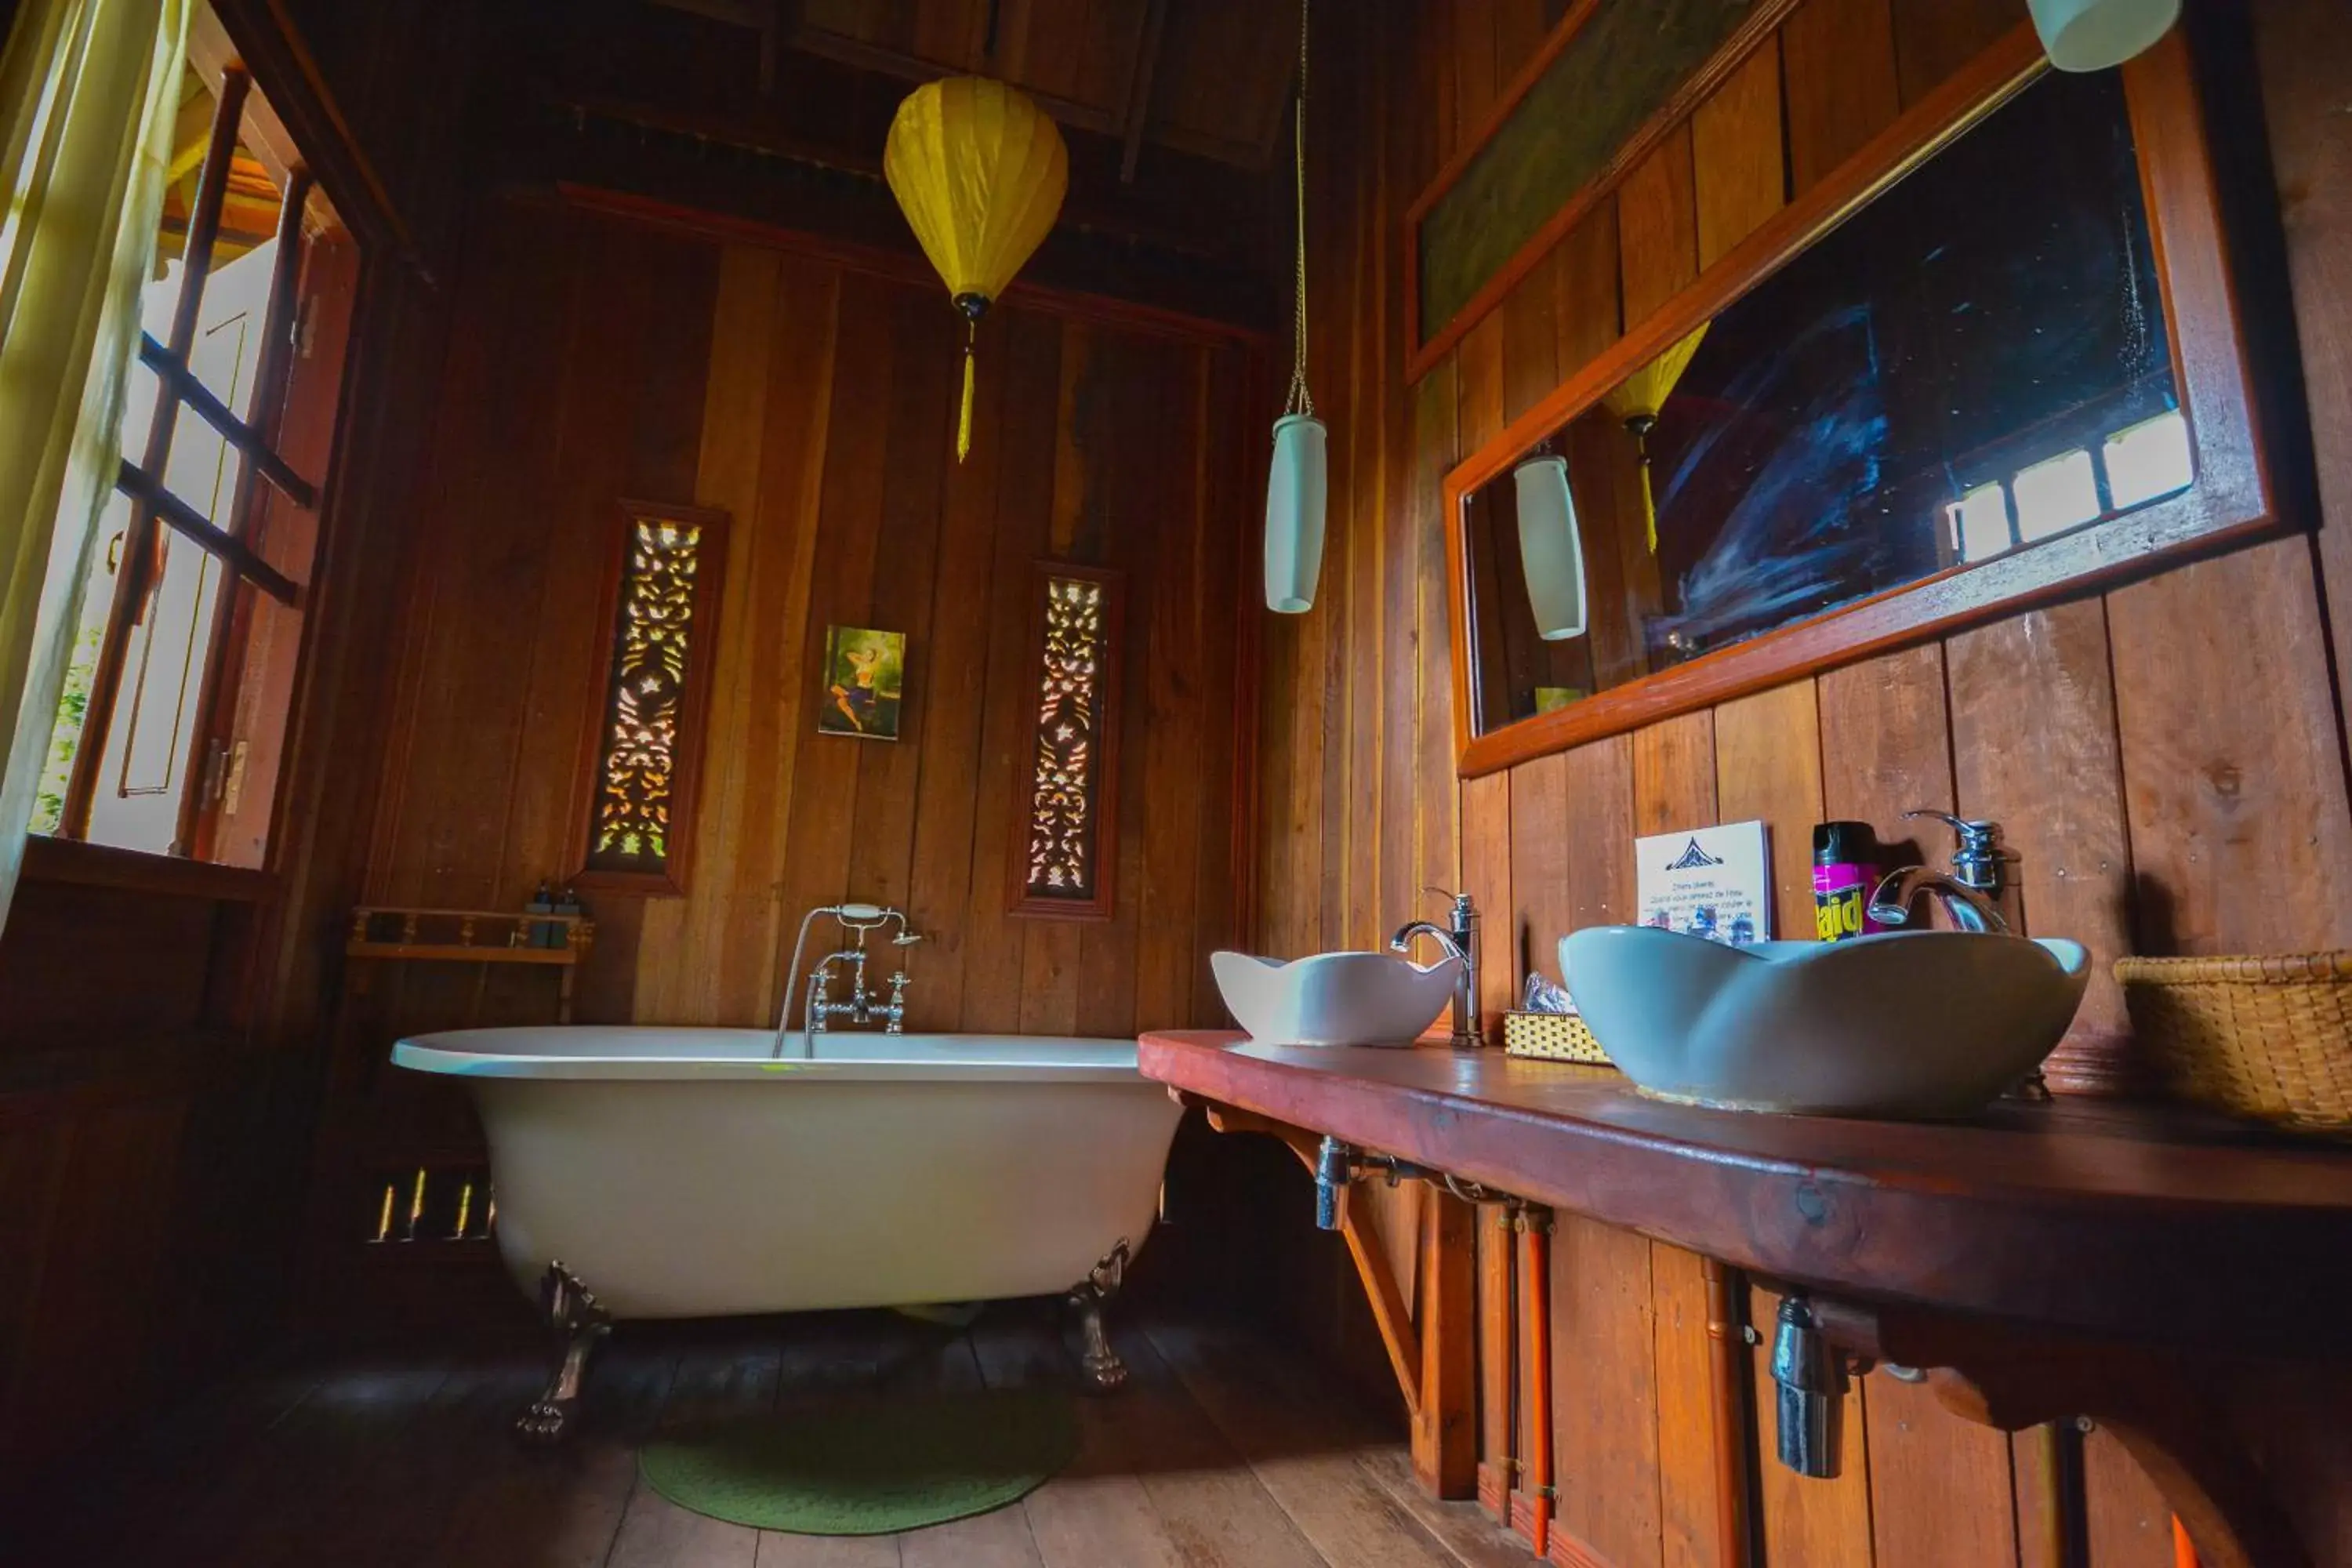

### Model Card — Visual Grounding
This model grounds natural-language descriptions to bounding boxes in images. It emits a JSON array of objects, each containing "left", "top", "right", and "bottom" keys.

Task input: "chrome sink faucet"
[
  {"left": 1867, "top": 811, "right": 2020, "bottom": 935},
  {"left": 1390, "top": 888, "right": 1482, "bottom": 1048}
]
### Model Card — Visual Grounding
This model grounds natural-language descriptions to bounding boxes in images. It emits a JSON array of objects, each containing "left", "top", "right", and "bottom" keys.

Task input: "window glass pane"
[
  {"left": 2013, "top": 450, "right": 2102, "bottom": 542},
  {"left": 2104, "top": 408, "right": 2194, "bottom": 511},
  {"left": 1946, "top": 482, "right": 2012, "bottom": 564}
]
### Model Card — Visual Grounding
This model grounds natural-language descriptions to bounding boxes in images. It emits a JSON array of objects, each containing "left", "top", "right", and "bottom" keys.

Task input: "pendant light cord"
[{"left": 1283, "top": 0, "right": 1314, "bottom": 419}]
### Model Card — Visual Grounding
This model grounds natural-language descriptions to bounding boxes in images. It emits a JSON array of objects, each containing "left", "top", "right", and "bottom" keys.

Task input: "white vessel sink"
[
  {"left": 1212, "top": 950, "right": 1461, "bottom": 1048},
  {"left": 1559, "top": 927, "right": 2091, "bottom": 1118}
]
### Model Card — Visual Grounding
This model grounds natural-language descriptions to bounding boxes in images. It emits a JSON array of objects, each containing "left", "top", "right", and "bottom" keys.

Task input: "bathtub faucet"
[{"left": 801, "top": 904, "right": 922, "bottom": 1038}]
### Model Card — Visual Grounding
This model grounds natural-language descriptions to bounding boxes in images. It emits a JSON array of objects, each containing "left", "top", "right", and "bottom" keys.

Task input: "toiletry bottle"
[
  {"left": 526, "top": 880, "right": 555, "bottom": 949},
  {"left": 553, "top": 885, "right": 584, "bottom": 950},
  {"left": 1813, "top": 822, "right": 1883, "bottom": 942}
]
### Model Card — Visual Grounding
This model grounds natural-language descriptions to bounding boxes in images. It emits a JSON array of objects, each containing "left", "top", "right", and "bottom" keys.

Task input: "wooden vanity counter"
[{"left": 1138, "top": 1030, "right": 2352, "bottom": 1352}]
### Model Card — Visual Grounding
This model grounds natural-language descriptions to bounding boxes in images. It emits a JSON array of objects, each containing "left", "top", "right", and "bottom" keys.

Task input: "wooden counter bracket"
[
  {"left": 1189, "top": 1097, "right": 1479, "bottom": 1499},
  {"left": 1806, "top": 1296, "right": 2307, "bottom": 1568}
]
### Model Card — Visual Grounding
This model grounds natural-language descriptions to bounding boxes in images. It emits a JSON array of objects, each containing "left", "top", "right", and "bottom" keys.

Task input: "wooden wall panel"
[
  {"left": 1549, "top": 1214, "right": 1661, "bottom": 1567},
  {"left": 1618, "top": 124, "right": 1700, "bottom": 328},
  {"left": 1815, "top": 645, "right": 1955, "bottom": 867},
  {"left": 363, "top": 196, "right": 1257, "bottom": 1055},
  {"left": 1254, "top": 5, "right": 2352, "bottom": 1566},
  {"left": 1690, "top": 38, "right": 1786, "bottom": 270},
  {"left": 1948, "top": 603, "right": 2139, "bottom": 1091},
  {"left": 1864, "top": 1372, "right": 2021, "bottom": 1568},
  {"left": 1779, "top": 0, "right": 1903, "bottom": 195},
  {"left": 2107, "top": 540, "right": 2352, "bottom": 956},
  {"left": 1649, "top": 1243, "right": 1729, "bottom": 1568},
  {"left": 1713, "top": 682, "right": 1826, "bottom": 943}
]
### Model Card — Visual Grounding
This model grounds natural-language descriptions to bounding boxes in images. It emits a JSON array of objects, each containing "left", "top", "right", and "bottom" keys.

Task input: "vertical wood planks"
[
  {"left": 902, "top": 285, "right": 1012, "bottom": 1031},
  {"left": 1713, "top": 683, "right": 1825, "bottom": 943},
  {"left": 1815, "top": 644, "right": 1955, "bottom": 866},
  {"left": 1650, "top": 1243, "right": 1729, "bottom": 1568},
  {"left": 2107, "top": 541, "right": 2352, "bottom": 956},
  {"left": 1887, "top": 0, "right": 2019, "bottom": 109},
  {"left": 1558, "top": 735, "right": 1636, "bottom": 935},
  {"left": 1779, "top": 0, "right": 1902, "bottom": 196},
  {"left": 1948, "top": 602, "right": 2138, "bottom": 1091},
  {"left": 2255, "top": 0, "right": 2352, "bottom": 796},
  {"left": 1632, "top": 710, "right": 1719, "bottom": 837},
  {"left": 1548, "top": 1214, "right": 1661, "bottom": 1566},
  {"left": 1864, "top": 1370, "right": 2022, "bottom": 1568},
  {"left": 1690, "top": 37, "right": 1786, "bottom": 270},
  {"left": 1616, "top": 122, "right": 1700, "bottom": 329},
  {"left": 1554, "top": 201, "right": 1622, "bottom": 383},
  {"left": 635, "top": 245, "right": 782, "bottom": 1026},
  {"left": 1507, "top": 753, "right": 1573, "bottom": 1004}
]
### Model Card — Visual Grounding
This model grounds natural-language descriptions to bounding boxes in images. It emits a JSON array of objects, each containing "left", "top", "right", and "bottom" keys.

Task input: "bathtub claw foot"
[
  {"left": 1068, "top": 1240, "right": 1131, "bottom": 1394},
  {"left": 516, "top": 1261, "right": 610, "bottom": 1444}
]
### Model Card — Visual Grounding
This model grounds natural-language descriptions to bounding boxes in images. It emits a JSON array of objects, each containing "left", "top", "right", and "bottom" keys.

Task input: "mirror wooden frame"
[{"left": 1443, "top": 22, "right": 2281, "bottom": 779}]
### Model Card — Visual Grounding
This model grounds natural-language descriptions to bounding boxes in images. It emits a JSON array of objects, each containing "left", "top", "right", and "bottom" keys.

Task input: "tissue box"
[{"left": 1501, "top": 1010, "right": 1611, "bottom": 1065}]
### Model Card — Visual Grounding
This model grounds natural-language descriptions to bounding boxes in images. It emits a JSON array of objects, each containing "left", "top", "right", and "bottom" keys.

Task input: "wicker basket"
[
  {"left": 2114, "top": 952, "right": 2352, "bottom": 1132},
  {"left": 1502, "top": 1010, "right": 1612, "bottom": 1065}
]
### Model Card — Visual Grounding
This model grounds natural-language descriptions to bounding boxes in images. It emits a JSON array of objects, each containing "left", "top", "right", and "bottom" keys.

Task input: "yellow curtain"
[{"left": 0, "top": 0, "right": 188, "bottom": 927}]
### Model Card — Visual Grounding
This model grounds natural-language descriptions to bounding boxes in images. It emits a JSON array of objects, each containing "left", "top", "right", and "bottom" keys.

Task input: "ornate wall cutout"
[
  {"left": 572, "top": 500, "right": 730, "bottom": 894},
  {"left": 1009, "top": 563, "right": 1123, "bottom": 920}
]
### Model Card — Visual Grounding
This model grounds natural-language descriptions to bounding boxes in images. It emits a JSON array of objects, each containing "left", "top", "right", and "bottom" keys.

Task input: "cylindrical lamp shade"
[
  {"left": 2025, "top": 0, "right": 2179, "bottom": 70},
  {"left": 1513, "top": 455, "right": 1588, "bottom": 641},
  {"left": 1265, "top": 413, "right": 1329, "bottom": 613}
]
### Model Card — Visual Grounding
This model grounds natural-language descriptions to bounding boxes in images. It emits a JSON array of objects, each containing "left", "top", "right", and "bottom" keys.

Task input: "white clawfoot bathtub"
[{"left": 391, "top": 1026, "right": 1181, "bottom": 1433}]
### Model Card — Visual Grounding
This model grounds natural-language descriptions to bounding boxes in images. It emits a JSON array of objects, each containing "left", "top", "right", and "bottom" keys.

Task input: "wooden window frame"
[
  {"left": 54, "top": 61, "right": 321, "bottom": 855},
  {"left": 565, "top": 499, "right": 731, "bottom": 898},
  {"left": 1443, "top": 24, "right": 2284, "bottom": 778},
  {"left": 1006, "top": 561, "right": 1125, "bottom": 922}
]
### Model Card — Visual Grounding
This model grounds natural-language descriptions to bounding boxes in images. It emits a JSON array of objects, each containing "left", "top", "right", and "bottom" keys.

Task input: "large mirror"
[{"left": 1446, "top": 34, "right": 2276, "bottom": 774}]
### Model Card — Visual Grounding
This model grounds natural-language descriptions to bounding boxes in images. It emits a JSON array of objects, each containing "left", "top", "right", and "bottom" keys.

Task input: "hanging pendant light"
[
  {"left": 1513, "top": 452, "right": 1588, "bottom": 641},
  {"left": 884, "top": 77, "right": 1069, "bottom": 462},
  {"left": 1265, "top": 0, "right": 1326, "bottom": 614},
  {"left": 1600, "top": 322, "right": 1709, "bottom": 554},
  {"left": 2026, "top": 0, "right": 2180, "bottom": 71}
]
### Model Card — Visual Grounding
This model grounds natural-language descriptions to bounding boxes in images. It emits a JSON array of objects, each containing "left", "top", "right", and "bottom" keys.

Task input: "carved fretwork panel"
[
  {"left": 1008, "top": 563, "right": 1123, "bottom": 920},
  {"left": 571, "top": 500, "right": 730, "bottom": 894}
]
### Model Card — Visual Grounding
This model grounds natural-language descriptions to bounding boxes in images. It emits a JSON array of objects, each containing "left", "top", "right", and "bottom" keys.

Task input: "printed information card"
[{"left": 1635, "top": 820, "right": 1772, "bottom": 946}]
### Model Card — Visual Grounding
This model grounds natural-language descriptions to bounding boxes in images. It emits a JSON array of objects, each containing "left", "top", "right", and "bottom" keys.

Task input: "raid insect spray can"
[{"left": 1812, "top": 821, "right": 1885, "bottom": 942}]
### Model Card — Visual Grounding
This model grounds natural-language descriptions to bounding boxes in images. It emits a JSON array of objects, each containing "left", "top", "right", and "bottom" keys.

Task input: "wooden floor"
[{"left": 16, "top": 1302, "right": 1531, "bottom": 1567}]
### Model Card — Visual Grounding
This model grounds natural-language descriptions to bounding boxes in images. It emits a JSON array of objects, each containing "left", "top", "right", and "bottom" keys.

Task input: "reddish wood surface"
[
  {"left": 1256, "top": 2, "right": 2352, "bottom": 1566},
  {"left": 1139, "top": 1033, "right": 2352, "bottom": 1348},
  {"left": 1446, "top": 24, "right": 2285, "bottom": 778},
  {"left": 1403, "top": 0, "right": 1802, "bottom": 380}
]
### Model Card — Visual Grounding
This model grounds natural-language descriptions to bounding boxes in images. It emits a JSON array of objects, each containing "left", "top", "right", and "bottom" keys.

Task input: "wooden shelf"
[
  {"left": 343, "top": 905, "right": 594, "bottom": 967},
  {"left": 343, "top": 942, "right": 583, "bottom": 965},
  {"left": 1138, "top": 1030, "right": 2352, "bottom": 1352}
]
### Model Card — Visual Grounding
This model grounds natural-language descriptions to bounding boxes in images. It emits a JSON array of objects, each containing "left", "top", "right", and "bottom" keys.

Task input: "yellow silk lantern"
[
  {"left": 883, "top": 77, "right": 1069, "bottom": 461},
  {"left": 1601, "top": 322, "right": 1709, "bottom": 553}
]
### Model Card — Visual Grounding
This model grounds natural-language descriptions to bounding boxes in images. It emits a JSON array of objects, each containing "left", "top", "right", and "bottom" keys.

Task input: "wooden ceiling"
[
  {"left": 491, "top": 0, "right": 1295, "bottom": 326},
  {"left": 650, "top": 0, "right": 1303, "bottom": 176}
]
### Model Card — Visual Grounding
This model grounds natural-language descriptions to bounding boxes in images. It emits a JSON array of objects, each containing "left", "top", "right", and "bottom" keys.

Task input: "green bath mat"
[{"left": 638, "top": 1388, "right": 1078, "bottom": 1535}]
